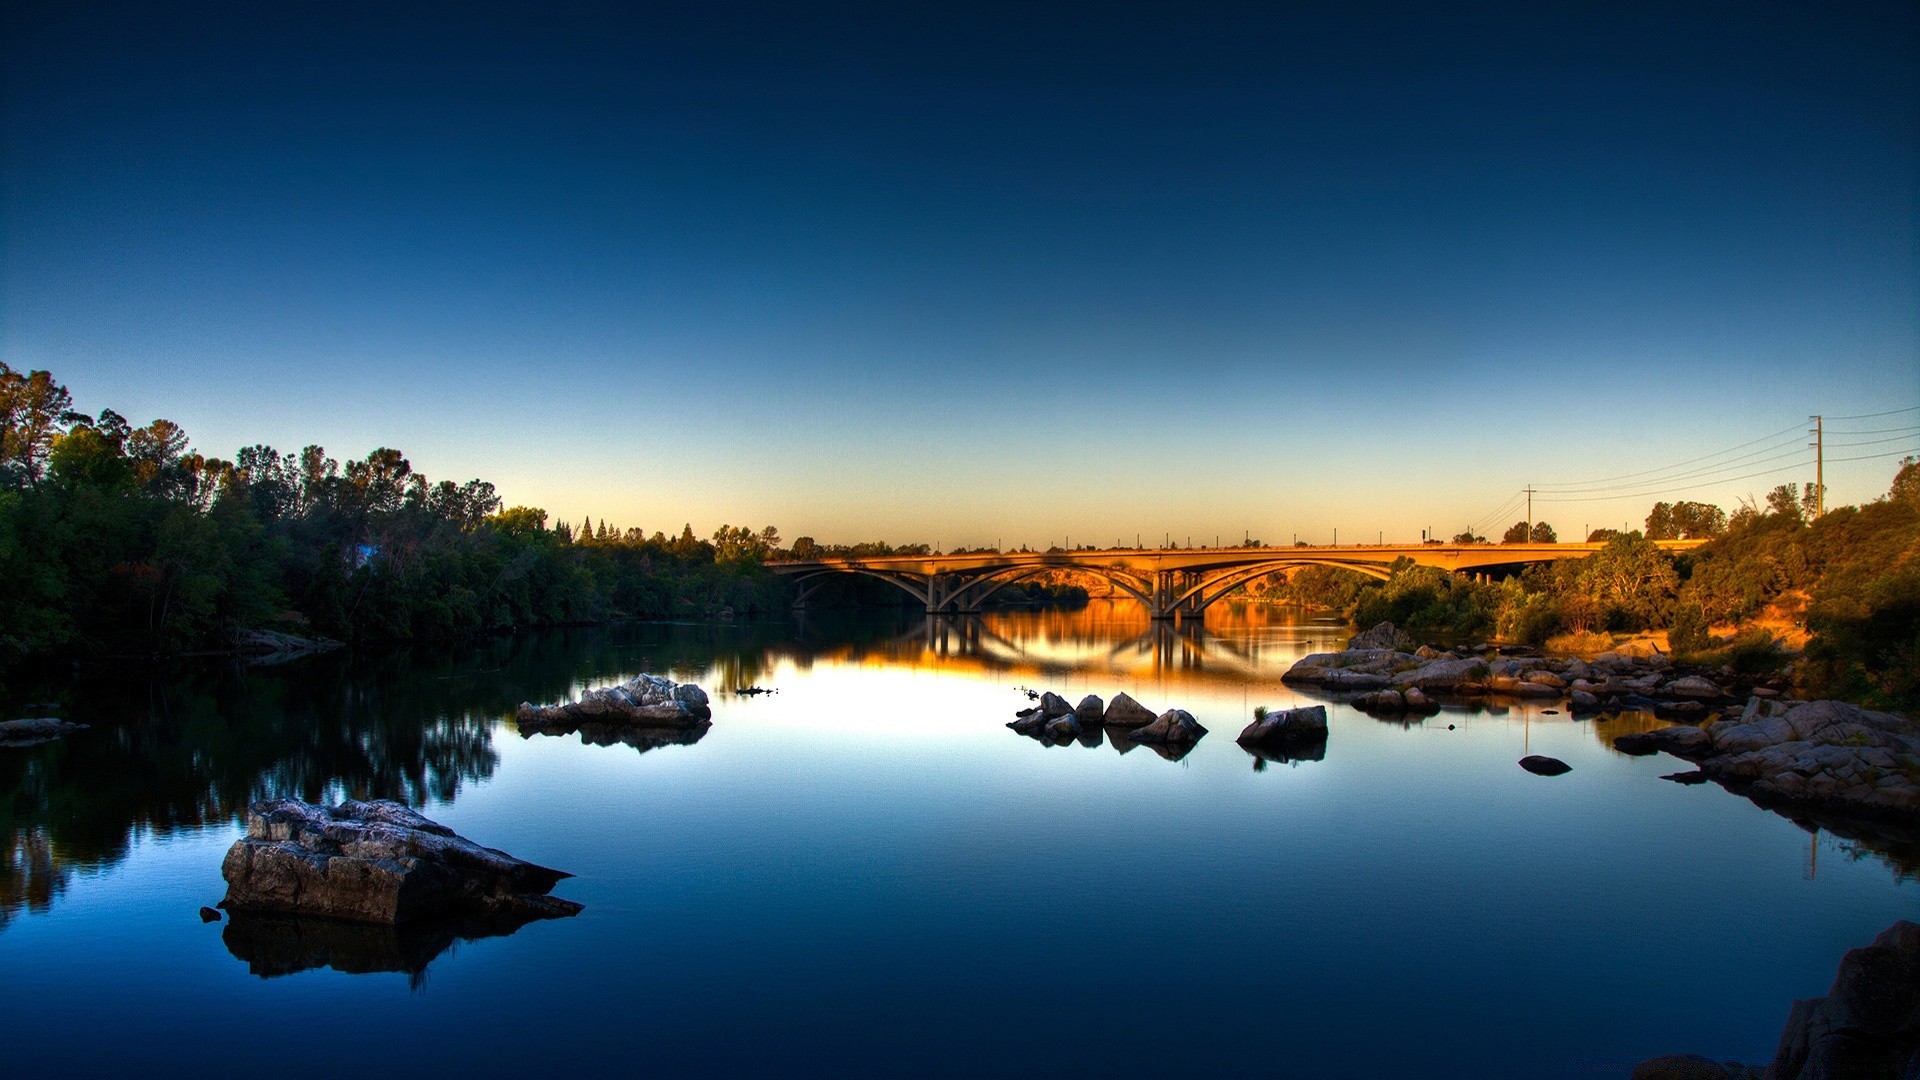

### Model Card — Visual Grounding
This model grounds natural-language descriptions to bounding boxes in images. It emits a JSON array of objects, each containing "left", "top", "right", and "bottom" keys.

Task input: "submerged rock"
[
  {"left": 1519, "top": 755, "right": 1571, "bottom": 776},
  {"left": 220, "top": 798, "right": 582, "bottom": 925},
  {"left": 0, "top": 717, "right": 87, "bottom": 747}
]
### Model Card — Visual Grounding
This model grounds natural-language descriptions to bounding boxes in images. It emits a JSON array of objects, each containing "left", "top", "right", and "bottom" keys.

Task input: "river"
[{"left": 1, "top": 602, "right": 1911, "bottom": 1077}]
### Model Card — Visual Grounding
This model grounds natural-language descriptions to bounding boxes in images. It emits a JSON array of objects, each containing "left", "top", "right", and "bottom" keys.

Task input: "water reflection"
[
  {"left": 222, "top": 909, "right": 555, "bottom": 987},
  {"left": 4, "top": 600, "right": 1915, "bottom": 937}
]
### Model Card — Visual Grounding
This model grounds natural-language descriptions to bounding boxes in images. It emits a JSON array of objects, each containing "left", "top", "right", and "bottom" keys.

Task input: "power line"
[
  {"left": 1535, "top": 442, "right": 1813, "bottom": 495},
  {"left": 1827, "top": 446, "right": 1920, "bottom": 464},
  {"left": 1824, "top": 423, "right": 1920, "bottom": 436},
  {"left": 1532, "top": 422, "right": 1805, "bottom": 491},
  {"left": 1827, "top": 404, "right": 1920, "bottom": 421},
  {"left": 1533, "top": 458, "right": 1814, "bottom": 503},
  {"left": 1825, "top": 432, "right": 1920, "bottom": 449}
]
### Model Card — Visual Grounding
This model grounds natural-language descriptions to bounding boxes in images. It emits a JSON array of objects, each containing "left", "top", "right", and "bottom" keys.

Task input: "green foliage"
[
  {"left": 0, "top": 367, "right": 792, "bottom": 672},
  {"left": 1667, "top": 601, "right": 1710, "bottom": 655},
  {"left": 1645, "top": 500, "right": 1727, "bottom": 540}
]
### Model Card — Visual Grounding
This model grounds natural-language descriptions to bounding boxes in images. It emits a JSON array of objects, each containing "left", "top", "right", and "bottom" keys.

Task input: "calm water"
[{"left": 3, "top": 603, "right": 1913, "bottom": 1077}]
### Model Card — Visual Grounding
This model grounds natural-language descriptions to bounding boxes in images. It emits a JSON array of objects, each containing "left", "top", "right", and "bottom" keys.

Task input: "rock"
[
  {"left": 1346, "top": 621, "right": 1415, "bottom": 651},
  {"left": 1129, "top": 709, "right": 1207, "bottom": 745},
  {"left": 1007, "top": 712, "right": 1049, "bottom": 736},
  {"left": 1523, "top": 670, "right": 1568, "bottom": 689},
  {"left": 231, "top": 628, "right": 344, "bottom": 660},
  {"left": 1661, "top": 771, "right": 1709, "bottom": 785},
  {"left": 200, "top": 906, "right": 223, "bottom": 923},
  {"left": 220, "top": 798, "right": 582, "bottom": 925},
  {"left": 1613, "top": 726, "right": 1711, "bottom": 758},
  {"left": 1351, "top": 690, "right": 1406, "bottom": 713},
  {"left": 1038, "top": 692, "right": 1075, "bottom": 718},
  {"left": 1569, "top": 689, "right": 1602, "bottom": 714},
  {"left": 517, "top": 673, "right": 712, "bottom": 732},
  {"left": 1488, "top": 676, "right": 1561, "bottom": 698},
  {"left": 1519, "top": 755, "right": 1571, "bottom": 776},
  {"left": 1391, "top": 657, "right": 1490, "bottom": 692},
  {"left": 0, "top": 717, "right": 88, "bottom": 747},
  {"left": 1401, "top": 687, "right": 1439, "bottom": 713},
  {"left": 1665, "top": 675, "right": 1724, "bottom": 699},
  {"left": 1043, "top": 713, "right": 1082, "bottom": 741},
  {"left": 1630, "top": 1054, "right": 1756, "bottom": 1079},
  {"left": 1414, "top": 645, "right": 1443, "bottom": 659},
  {"left": 1238, "top": 705, "right": 1329, "bottom": 747},
  {"left": 1103, "top": 692, "right": 1157, "bottom": 727},
  {"left": 1075, "top": 694, "right": 1105, "bottom": 722}
]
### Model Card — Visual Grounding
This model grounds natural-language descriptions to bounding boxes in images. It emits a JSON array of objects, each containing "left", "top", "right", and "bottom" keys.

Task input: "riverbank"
[{"left": 1281, "top": 622, "right": 1920, "bottom": 850}]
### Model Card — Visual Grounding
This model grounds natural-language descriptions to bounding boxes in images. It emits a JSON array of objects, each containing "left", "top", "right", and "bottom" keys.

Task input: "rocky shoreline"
[{"left": 1281, "top": 623, "right": 1920, "bottom": 832}]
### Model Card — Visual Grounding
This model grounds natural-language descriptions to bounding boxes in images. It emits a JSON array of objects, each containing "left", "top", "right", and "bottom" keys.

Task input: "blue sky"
[{"left": 4, "top": 2, "right": 1915, "bottom": 546}]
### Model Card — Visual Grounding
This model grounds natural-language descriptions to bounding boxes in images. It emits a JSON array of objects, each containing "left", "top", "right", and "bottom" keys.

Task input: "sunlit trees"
[
  {"left": 0, "top": 362, "right": 81, "bottom": 488},
  {"left": 1501, "top": 521, "right": 1556, "bottom": 543},
  {"left": 1645, "top": 500, "right": 1727, "bottom": 540}
]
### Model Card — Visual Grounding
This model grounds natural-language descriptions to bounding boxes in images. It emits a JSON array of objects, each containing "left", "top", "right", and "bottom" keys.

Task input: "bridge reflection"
[{"left": 815, "top": 602, "right": 1346, "bottom": 686}]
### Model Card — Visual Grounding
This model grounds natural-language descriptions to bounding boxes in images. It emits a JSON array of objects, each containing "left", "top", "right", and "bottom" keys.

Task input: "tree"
[
  {"left": 1649, "top": 500, "right": 1726, "bottom": 539},
  {"left": 1765, "top": 483, "right": 1803, "bottom": 522},
  {"left": 1890, "top": 456, "right": 1918, "bottom": 508},
  {"left": 1450, "top": 530, "right": 1487, "bottom": 544},
  {"left": 0, "top": 363, "right": 79, "bottom": 487},
  {"left": 1530, "top": 522, "right": 1556, "bottom": 543},
  {"left": 1502, "top": 521, "right": 1530, "bottom": 543}
]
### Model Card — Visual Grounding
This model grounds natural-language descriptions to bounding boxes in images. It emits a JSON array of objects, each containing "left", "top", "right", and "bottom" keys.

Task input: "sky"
[{"left": 3, "top": 1, "right": 1916, "bottom": 548}]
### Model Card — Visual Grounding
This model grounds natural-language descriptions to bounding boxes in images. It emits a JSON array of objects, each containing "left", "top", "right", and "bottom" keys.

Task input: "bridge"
[{"left": 767, "top": 541, "right": 1707, "bottom": 620}]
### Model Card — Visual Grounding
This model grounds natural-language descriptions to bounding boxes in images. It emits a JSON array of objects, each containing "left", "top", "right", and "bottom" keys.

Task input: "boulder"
[
  {"left": 1390, "top": 657, "right": 1490, "bottom": 692},
  {"left": 1346, "top": 621, "right": 1416, "bottom": 651},
  {"left": 1129, "top": 709, "right": 1207, "bottom": 745},
  {"left": 1038, "top": 692, "right": 1075, "bottom": 718},
  {"left": 1519, "top": 755, "right": 1571, "bottom": 776},
  {"left": 1238, "top": 705, "right": 1329, "bottom": 747},
  {"left": 200, "top": 906, "right": 223, "bottom": 923},
  {"left": 0, "top": 717, "right": 88, "bottom": 747},
  {"left": 1613, "top": 726, "right": 1711, "bottom": 758},
  {"left": 1007, "top": 712, "right": 1049, "bottom": 736},
  {"left": 1646, "top": 920, "right": 1920, "bottom": 1080},
  {"left": 517, "top": 673, "right": 712, "bottom": 732},
  {"left": 1103, "top": 692, "right": 1157, "bottom": 727},
  {"left": 1767, "top": 921, "right": 1920, "bottom": 1078},
  {"left": 1351, "top": 690, "right": 1406, "bottom": 713},
  {"left": 1043, "top": 713, "right": 1083, "bottom": 741},
  {"left": 1075, "top": 694, "right": 1105, "bottom": 722},
  {"left": 221, "top": 798, "right": 581, "bottom": 925},
  {"left": 1665, "top": 675, "right": 1724, "bottom": 699},
  {"left": 1569, "top": 690, "right": 1602, "bottom": 714},
  {"left": 1629, "top": 1054, "right": 1756, "bottom": 1079},
  {"left": 1401, "top": 687, "right": 1439, "bottom": 713}
]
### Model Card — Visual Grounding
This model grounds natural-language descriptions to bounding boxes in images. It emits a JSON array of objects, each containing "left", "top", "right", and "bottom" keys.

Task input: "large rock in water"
[
  {"left": 0, "top": 717, "right": 88, "bottom": 747},
  {"left": 1103, "top": 692, "right": 1157, "bottom": 727},
  {"left": 1346, "top": 621, "right": 1416, "bottom": 651},
  {"left": 1238, "top": 705, "right": 1329, "bottom": 747},
  {"left": 221, "top": 798, "right": 582, "bottom": 925},
  {"left": 1637, "top": 920, "right": 1920, "bottom": 1079},
  {"left": 517, "top": 673, "right": 711, "bottom": 731},
  {"left": 1128, "top": 709, "right": 1207, "bottom": 745}
]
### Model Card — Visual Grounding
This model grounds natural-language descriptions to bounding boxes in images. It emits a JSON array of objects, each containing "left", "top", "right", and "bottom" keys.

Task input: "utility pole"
[
  {"left": 1524, "top": 486, "right": 1535, "bottom": 540},
  {"left": 1809, "top": 415, "right": 1824, "bottom": 518}
]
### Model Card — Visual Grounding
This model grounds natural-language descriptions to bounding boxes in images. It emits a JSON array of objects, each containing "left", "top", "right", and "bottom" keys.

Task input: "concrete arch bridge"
[{"left": 767, "top": 541, "right": 1704, "bottom": 621}]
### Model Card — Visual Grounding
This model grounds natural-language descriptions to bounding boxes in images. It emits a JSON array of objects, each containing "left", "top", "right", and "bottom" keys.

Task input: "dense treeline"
[
  {"left": 1271, "top": 466, "right": 1920, "bottom": 710},
  {"left": 0, "top": 363, "right": 802, "bottom": 670}
]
